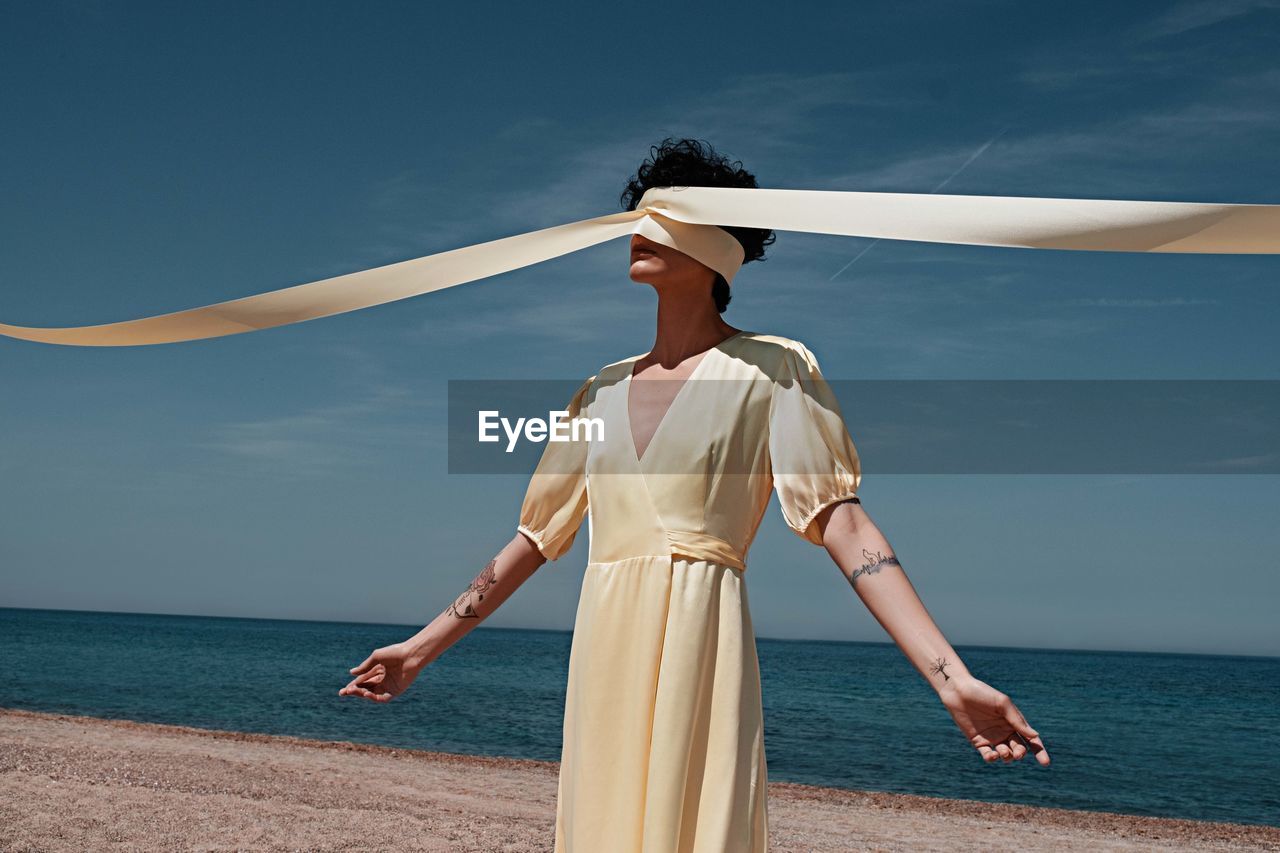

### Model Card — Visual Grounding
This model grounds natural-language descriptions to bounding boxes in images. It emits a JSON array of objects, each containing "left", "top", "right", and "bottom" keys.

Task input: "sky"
[{"left": 2, "top": 0, "right": 1279, "bottom": 656}]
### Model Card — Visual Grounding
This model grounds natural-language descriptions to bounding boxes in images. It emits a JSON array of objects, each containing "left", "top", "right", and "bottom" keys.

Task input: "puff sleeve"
[
  {"left": 767, "top": 343, "right": 862, "bottom": 546},
  {"left": 516, "top": 374, "right": 595, "bottom": 561}
]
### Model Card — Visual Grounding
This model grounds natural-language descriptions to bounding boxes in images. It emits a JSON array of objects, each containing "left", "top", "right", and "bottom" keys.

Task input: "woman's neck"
[{"left": 647, "top": 288, "right": 739, "bottom": 367}]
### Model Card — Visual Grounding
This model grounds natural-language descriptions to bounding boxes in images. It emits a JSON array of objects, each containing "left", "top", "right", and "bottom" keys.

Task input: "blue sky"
[{"left": 2, "top": 0, "right": 1279, "bottom": 656}]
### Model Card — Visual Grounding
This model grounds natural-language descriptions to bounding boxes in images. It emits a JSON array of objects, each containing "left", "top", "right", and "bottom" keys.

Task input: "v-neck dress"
[{"left": 517, "top": 331, "right": 862, "bottom": 853}]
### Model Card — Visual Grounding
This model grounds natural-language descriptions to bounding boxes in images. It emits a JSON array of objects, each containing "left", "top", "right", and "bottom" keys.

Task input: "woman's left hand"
[{"left": 938, "top": 675, "right": 1050, "bottom": 765}]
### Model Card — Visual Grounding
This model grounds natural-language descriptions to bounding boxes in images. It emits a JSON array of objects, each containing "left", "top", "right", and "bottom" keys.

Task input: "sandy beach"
[{"left": 2, "top": 708, "right": 1276, "bottom": 852}]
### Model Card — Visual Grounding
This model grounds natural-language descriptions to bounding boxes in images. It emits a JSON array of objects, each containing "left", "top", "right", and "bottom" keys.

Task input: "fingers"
[
  {"left": 339, "top": 670, "right": 378, "bottom": 691},
  {"left": 1003, "top": 701, "right": 1039, "bottom": 741},
  {"left": 975, "top": 732, "right": 1049, "bottom": 765},
  {"left": 975, "top": 737, "right": 1022, "bottom": 763},
  {"left": 337, "top": 675, "right": 394, "bottom": 702},
  {"left": 358, "top": 669, "right": 386, "bottom": 687},
  {"left": 337, "top": 665, "right": 395, "bottom": 703},
  {"left": 973, "top": 726, "right": 1047, "bottom": 766},
  {"left": 1021, "top": 733, "right": 1051, "bottom": 766},
  {"left": 337, "top": 683, "right": 393, "bottom": 702},
  {"left": 1004, "top": 701, "right": 1051, "bottom": 766},
  {"left": 349, "top": 651, "right": 380, "bottom": 676}
]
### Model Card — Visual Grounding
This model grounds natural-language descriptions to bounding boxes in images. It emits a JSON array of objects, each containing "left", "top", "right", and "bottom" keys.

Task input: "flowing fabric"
[{"left": 2, "top": 186, "right": 1277, "bottom": 346}]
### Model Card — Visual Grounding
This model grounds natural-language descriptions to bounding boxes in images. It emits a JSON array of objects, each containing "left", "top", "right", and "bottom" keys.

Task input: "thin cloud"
[
  {"left": 1187, "top": 451, "right": 1280, "bottom": 471},
  {"left": 355, "top": 67, "right": 924, "bottom": 264},
  {"left": 1059, "top": 297, "right": 1220, "bottom": 307},
  {"left": 834, "top": 69, "right": 1280, "bottom": 198},
  {"left": 829, "top": 126, "right": 1011, "bottom": 280},
  {"left": 200, "top": 384, "right": 436, "bottom": 470},
  {"left": 1137, "top": 0, "right": 1280, "bottom": 40}
]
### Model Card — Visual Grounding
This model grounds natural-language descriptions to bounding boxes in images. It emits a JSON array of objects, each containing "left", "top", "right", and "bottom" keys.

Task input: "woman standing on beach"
[{"left": 340, "top": 137, "right": 1050, "bottom": 852}]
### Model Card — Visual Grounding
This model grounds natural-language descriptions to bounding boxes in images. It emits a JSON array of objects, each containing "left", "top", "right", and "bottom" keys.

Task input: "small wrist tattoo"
[
  {"left": 929, "top": 657, "right": 952, "bottom": 681},
  {"left": 848, "top": 547, "right": 900, "bottom": 587},
  {"left": 447, "top": 557, "right": 498, "bottom": 620}
]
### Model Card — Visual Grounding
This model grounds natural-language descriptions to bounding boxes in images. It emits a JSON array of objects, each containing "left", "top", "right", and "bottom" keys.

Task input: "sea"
[{"left": 2, "top": 607, "right": 1277, "bottom": 828}]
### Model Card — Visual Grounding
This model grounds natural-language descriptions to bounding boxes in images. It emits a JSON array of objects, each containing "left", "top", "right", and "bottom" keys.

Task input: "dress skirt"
[{"left": 553, "top": 555, "right": 769, "bottom": 853}]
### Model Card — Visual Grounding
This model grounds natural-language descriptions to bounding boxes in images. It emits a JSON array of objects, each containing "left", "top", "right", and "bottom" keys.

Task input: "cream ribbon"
[{"left": 2, "top": 185, "right": 1277, "bottom": 347}]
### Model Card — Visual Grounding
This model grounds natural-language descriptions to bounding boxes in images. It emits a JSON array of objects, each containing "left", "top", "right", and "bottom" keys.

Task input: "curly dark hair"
[{"left": 620, "top": 137, "right": 775, "bottom": 313}]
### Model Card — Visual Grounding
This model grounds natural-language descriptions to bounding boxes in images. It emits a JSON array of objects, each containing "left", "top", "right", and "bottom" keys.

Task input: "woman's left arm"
[{"left": 815, "top": 498, "right": 1050, "bottom": 766}]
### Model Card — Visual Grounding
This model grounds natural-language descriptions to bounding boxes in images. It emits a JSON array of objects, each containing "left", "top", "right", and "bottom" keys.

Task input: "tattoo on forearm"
[
  {"left": 847, "top": 547, "right": 900, "bottom": 587},
  {"left": 929, "top": 657, "right": 952, "bottom": 681},
  {"left": 447, "top": 558, "right": 498, "bottom": 620}
]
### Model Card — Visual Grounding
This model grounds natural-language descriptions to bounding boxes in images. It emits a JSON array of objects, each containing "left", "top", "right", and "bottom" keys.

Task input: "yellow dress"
[{"left": 517, "top": 331, "right": 862, "bottom": 853}]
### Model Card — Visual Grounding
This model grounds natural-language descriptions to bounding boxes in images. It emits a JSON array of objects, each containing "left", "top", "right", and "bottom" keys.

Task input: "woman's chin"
[{"left": 629, "top": 262, "right": 661, "bottom": 283}]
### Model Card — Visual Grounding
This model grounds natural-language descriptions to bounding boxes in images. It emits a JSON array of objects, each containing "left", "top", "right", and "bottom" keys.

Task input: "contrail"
[
  {"left": 932, "top": 126, "right": 1009, "bottom": 192},
  {"left": 829, "top": 125, "right": 1012, "bottom": 281}
]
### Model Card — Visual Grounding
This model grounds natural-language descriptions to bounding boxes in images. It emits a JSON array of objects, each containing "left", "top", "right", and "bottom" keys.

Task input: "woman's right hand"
[{"left": 338, "top": 642, "right": 422, "bottom": 703}]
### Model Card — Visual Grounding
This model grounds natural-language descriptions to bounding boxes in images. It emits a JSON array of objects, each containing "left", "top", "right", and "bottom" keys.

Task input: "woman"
[{"left": 340, "top": 137, "right": 1049, "bottom": 851}]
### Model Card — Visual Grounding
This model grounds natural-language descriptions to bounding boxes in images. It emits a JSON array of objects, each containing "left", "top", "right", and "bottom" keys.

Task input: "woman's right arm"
[
  {"left": 341, "top": 374, "right": 594, "bottom": 702},
  {"left": 338, "top": 531, "right": 547, "bottom": 702}
]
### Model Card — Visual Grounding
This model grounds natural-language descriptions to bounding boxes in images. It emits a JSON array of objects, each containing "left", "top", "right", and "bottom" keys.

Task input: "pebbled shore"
[{"left": 2, "top": 708, "right": 1277, "bottom": 852}]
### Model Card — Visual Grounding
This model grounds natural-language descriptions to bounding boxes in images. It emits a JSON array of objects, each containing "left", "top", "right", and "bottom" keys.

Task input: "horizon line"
[{"left": 3, "top": 605, "right": 1275, "bottom": 662}]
